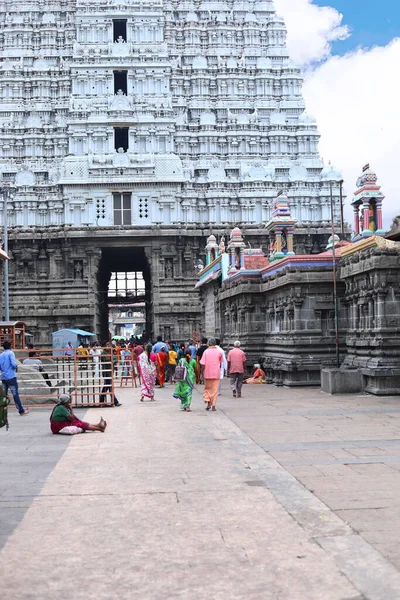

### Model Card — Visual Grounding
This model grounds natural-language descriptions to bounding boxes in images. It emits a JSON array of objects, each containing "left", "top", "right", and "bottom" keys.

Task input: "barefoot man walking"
[{"left": 200, "top": 338, "right": 223, "bottom": 412}]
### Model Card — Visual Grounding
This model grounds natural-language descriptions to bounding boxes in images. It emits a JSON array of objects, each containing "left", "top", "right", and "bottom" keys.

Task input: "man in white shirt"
[{"left": 215, "top": 338, "right": 227, "bottom": 396}]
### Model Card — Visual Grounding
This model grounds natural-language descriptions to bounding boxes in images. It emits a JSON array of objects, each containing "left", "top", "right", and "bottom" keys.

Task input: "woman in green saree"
[{"left": 173, "top": 350, "right": 196, "bottom": 412}]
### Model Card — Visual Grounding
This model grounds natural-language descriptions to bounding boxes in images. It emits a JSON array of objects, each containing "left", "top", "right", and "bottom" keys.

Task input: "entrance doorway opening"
[{"left": 97, "top": 247, "right": 152, "bottom": 342}]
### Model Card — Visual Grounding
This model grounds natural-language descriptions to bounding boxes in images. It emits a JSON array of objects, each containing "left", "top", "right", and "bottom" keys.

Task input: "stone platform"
[{"left": 1, "top": 383, "right": 400, "bottom": 599}]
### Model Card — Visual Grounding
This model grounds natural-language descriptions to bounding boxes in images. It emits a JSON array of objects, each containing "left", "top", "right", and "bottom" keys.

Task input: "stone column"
[
  {"left": 240, "top": 250, "right": 245, "bottom": 269},
  {"left": 375, "top": 199, "right": 384, "bottom": 233},
  {"left": 368, "top": 298, "right": 374, "bottom": 329},
  {"left": 294, "top": 300, "right": 302, "bottom": 331},
  {"left": 362, "top": 201, "right": 372, "bottom": 236},
  {"left": 230, "top": 249, "right": 235, "bottom": 269},
  {"left": 287, "top": 229, "right": 295, "bottom": 254},
  {"left": 353, "top": 207, "right": 360, "bottom": 235},
  {"left": 275, "top": 230, "right": 282, "bottom": 253},
  {"left": 376, "top": 291, "right": 387, "bottom": 329}
]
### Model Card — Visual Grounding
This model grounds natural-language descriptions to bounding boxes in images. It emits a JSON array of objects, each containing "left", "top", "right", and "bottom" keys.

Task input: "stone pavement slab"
[
  {"left": 0, "top": 383, "right": 399, "bottom": 598},
  {"left": 218, "top": 383, "right": 400, "bottom": 573}
]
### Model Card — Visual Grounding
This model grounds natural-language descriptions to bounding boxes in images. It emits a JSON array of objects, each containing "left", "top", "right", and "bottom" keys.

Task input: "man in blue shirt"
[
  {"left": 152, "top": 335, "right": 166, "bottom": 354},
  {"left": 0, "top": 341, "right": 29, "bottom": 416},
  {"left": 188, "top": 340, "right": 197, "bottom": 360}
]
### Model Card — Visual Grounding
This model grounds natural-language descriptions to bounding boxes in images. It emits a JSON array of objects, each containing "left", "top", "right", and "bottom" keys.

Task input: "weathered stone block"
[{"left": 321, "top": 368, "right": 363, "bottom": 395}]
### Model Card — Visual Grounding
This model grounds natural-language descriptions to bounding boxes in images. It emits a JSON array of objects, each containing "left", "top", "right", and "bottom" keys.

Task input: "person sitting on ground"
[
  {"left": 244, "top": 364, "right": 266, "bottom": 384},
  {"left": 22, "top": 351, "right": 68, "bottom": 390},
  {"left": 50, "top": 394, "right": 106, "bottom": 435}
]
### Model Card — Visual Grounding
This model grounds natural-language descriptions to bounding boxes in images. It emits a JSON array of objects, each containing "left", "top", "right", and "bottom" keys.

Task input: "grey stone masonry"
[
  {"left": 216, "top": 264, "right": 346, "bottom": 386},
  {"left": 340, "top": 246, "right": 400, "bottom": 395}
]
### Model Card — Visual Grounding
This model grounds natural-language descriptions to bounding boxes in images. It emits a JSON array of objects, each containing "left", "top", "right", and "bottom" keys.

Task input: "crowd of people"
[
  {"left": 133, "top": 336, "right": 265, "bottom": 412},
  {"left": 0, "top": 335, "right": 267, "bottom": 436}
]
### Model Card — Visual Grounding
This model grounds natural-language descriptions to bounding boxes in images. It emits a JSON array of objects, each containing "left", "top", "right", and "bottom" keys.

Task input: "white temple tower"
[
  {"left": 0, "top": 0, "right": 342, "bottom": 229},
  {"left": 0, "top": 0, "right": 343, "bottom": 342}
]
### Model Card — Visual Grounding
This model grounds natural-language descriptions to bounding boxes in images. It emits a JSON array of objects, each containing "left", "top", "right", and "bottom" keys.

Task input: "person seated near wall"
[
  {"left": 23, "top": 346, "right": 67, "bottom": 391},
  {"left": 50, "top": 394, "right": 107, "bottom": 435},
  {"left": 244, "top": 364, "right": 266, "bottom": 384}
]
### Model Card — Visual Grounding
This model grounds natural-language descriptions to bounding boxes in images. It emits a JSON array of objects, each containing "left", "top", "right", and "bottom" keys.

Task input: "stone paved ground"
[
  {"left": 218, "top": 385, "right": 400, "bottom": 575},
  {"left": 1, "top": 381, "right": 400, "bottom": 599}
]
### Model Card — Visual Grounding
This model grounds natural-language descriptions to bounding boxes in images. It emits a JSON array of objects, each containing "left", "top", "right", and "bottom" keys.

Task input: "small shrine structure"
[
  {"left": 352, "top": 164, "right": 386, "bottom": 239},
  {"left": 227, "top": 227, "right": 246, "bottom": 271},
  {"left": 265, "top": 194, "right": 297, "bottom": 262},
  {"left": 205, "top": 234, "right": 219, "bottom": 265}
]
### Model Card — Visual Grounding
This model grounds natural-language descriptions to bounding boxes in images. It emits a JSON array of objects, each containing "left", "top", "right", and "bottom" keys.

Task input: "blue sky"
[{"left": 314, "top": 0, "right": 400, "bottom": 53}]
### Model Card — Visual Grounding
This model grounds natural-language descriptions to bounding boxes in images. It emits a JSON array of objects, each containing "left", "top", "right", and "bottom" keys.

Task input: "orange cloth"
[
  {"left": 246, "top": 369, "right": 265, "bottom": 384},
  {"left": 203, "top": 379, "right": 220, "bottom": 407},
  {"left": 157, "top": 352, "right": 168, "bottom": 387}
]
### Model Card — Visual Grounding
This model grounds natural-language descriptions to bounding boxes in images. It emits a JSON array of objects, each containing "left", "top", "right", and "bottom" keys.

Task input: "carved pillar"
[
  {"left": 294, "top": 300, "right": 302, "bottom": 331},
  {"left": 375, "top": 200, "right": 383, "bottom": 232},
  {"left": 353, "top": 207, "right": 360, "bottom": 235},
  {"left": 275, "top": 229, "right": 282, "bottom": 253},
  {"left": 368, "top": 298, "right": 374, "bottom": 329},
  {"left": 362, "top": 201, "right": 370, "bottom": 234},
  {"left": 376, "top": 290, "right": 387, "bottom": 329},
  {"left": 287, "top": 229, "right": 295, "bottom": 254},
  {"left": 240, "top": 249, "right": 245, "bottom": 269}
]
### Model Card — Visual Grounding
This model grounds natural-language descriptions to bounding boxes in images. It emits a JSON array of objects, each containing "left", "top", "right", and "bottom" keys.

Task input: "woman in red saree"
[
  {"left": 50, "top": 394, "right": 106, "bottom": 434},
  {"left": 157, "top": 347, "right": 169, "bottom": 388}
]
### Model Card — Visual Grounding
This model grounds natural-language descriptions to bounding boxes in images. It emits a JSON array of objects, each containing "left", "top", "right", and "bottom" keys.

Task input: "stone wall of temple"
[
  {"left": 199, "top": 237, "right": 400, "bottom": 395},
  {"left": 214, "top": 266, "right": 346, "bottom": 386},
  {"left": 8, "top": 228, "right": 205, "bottom": 345},
  {"left": 340, "top": 245, "right": 400, "bottom": 395}
]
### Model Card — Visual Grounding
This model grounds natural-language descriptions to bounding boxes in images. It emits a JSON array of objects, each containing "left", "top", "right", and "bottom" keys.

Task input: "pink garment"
[
  {"left": 200, "top": 347, "right": 223, "bottom": 379},
  {"left": 227, "top": 348, "right": 247, "bottom": 373}
]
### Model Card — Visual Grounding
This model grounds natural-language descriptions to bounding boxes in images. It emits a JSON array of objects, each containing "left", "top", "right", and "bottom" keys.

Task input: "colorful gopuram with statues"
[
  {"left": 197, "top": 165, "right": 400, "bottom": 396},
  {"left": 352, "top": 164, "right": 386, "bottom": 239}
]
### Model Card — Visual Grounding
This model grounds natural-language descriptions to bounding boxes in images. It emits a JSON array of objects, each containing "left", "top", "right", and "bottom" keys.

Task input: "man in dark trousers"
[{"left": 0, "top": 341, "right": 29, "bottom": 415}]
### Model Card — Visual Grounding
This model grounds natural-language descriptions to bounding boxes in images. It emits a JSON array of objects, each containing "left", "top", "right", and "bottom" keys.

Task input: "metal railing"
[
  {"left": 3, "top": 348, "right": 117, "bottom": 408},
  {"left": 113, "top": 350, "right": 141, "bottom": 389}
]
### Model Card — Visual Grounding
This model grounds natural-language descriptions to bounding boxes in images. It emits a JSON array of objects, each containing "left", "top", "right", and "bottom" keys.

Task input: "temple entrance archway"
[{"left": 97, "top": 247, "right": 152, "bottom": 342}]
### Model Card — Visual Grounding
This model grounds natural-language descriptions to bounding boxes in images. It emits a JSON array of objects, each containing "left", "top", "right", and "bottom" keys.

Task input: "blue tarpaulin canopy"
[
  {"left": 51, "top": 328, "right": 97, "bottom": 356},
  {"left": 52, "top": 328, "right": 96, "bottom": 337}
]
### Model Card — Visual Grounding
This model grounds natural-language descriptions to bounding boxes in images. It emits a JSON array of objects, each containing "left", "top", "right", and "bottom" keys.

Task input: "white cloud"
[
  {"left": 275, "top": 0, "right": 400, "bottom": 228},
  {"left": 274, "top": 0, "right": 349, "bottom": 65}
]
